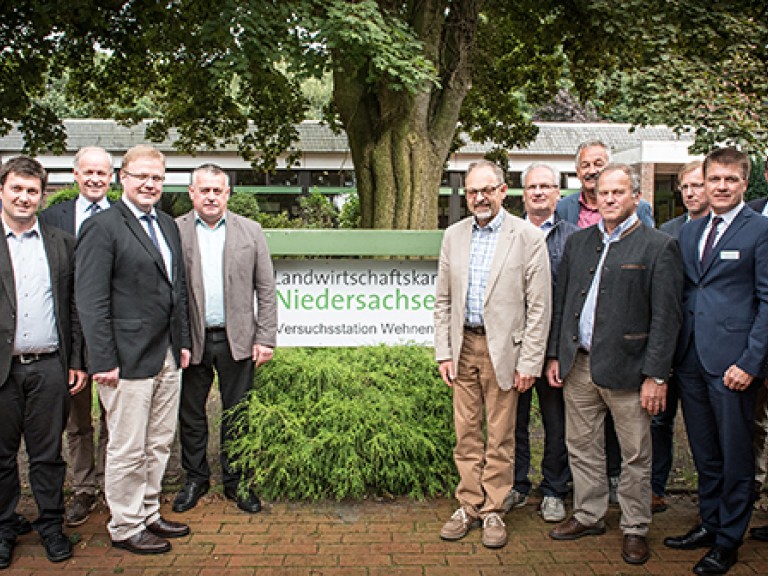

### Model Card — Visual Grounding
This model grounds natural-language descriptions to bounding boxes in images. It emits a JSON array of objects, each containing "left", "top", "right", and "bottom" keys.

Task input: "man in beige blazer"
[
  {"left": 173, "top": 164, "right": 277, "bottom": 514},
  {"left": 434, "top": 160, "right": 551, "bottom": 549}
]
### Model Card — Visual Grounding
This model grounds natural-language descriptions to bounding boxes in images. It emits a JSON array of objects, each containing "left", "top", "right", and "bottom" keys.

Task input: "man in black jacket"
[{"left": 546, "top": 164, "right": 683, "bottom": 566}]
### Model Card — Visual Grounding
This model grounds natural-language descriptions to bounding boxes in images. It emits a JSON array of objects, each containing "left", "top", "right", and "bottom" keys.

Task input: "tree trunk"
[{"left": 332, "top": 0, "right": 480, "bottom": 230}]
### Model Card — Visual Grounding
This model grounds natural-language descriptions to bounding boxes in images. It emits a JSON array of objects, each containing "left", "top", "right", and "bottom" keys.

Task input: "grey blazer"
[{"left": 176, "top": 210, "right": 277, "bottom": 364}]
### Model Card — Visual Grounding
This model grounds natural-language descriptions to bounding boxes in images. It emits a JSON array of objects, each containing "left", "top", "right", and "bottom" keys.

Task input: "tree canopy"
[{"left": 2, "top": 1, "right": 767, "bottom": 228}]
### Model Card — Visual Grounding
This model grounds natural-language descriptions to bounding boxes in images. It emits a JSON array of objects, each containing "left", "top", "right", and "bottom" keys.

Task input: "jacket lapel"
[
  {"left": 484, "top": 212, "right": 515, "bottom": 303},
  {"left": 116, "top": 201, "right": 170, "bottom": 283},
  {"left": 179, "top": 213, "right": 204, "bottom": 315},
  {"left": 701, "top": 207, "right": 750, "bottom": 276},
  {"left": 0, "top": 233, "right": 15, "bottom": 311}
]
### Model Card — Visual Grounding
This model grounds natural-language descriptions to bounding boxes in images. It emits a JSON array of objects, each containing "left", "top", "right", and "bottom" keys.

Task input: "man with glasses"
[
  {"left": 39, "top": 146, "right": 113, "bottom": 527},
  {"left": 651, "top": 160, "right": 708, "bottom": 514},
  {"left": 506, "top": 163, "right": 577, "bottom": 523},
  {"left": 434, "top": 160, "right": 551, "bottom": 548},
  {"left": 76, "top": 144, "right": 192, "bottom": 555}
]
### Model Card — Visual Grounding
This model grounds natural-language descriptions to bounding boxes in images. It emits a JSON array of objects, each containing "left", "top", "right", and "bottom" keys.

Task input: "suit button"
[
  {"left": 572, "top": 335, "right": 578, "bottom": 341},
  {"left": 580, "top": 290, "right": 586, "bottom": 296},
  {"left": 574, "top": 312, "right": 579, "bottom": 318},
  {"left": 589, "top": 268, "right": 595, "bottom": 274},
  {"left": 596, "top": 246, "right": 602, "bottom": 252}
]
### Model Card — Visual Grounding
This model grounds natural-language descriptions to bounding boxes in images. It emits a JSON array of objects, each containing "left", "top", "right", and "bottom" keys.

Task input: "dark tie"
[
  {"left": 141, "top": 214, "right": 160, "bottom": 250},
  {"left": 87, "top": 202, "right": 101, "bottom": 216},
  {"left": 701, "top": 216, "right": 723, "bottom": 266}
]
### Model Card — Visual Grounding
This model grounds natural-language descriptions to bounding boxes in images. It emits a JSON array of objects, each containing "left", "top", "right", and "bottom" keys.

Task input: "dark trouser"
[
  {"left": 651, "top": 374, "right": 680, "bottom": 497},
  {"left": 514, "top": 376, "right": 570, "bottom": 498},
  {"left": 605, "top": 413, "right": 622, "bottom": 478},
  {"left": 677, "top": 342, "right": 757, "bottom": 548},
  {"left": 66, "top": 376, "right": 108, "bottom": 495},
  {"left": 179, "top": 330, "right": 254, "bottom": 491},
  {"left": 0, "top": 355, "right": 69, "bottom": 540}
]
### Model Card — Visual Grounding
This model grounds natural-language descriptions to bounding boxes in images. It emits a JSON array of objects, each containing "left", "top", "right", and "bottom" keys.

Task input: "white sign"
[{"left": 274, "top": 259, "right": 438, "bottom": 347}]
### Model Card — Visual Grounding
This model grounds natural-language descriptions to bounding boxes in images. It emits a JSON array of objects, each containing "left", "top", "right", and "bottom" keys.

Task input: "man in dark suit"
[
  {"left": 172, "top": 164, "right": 277, "bottom": 514},
  {"left": 0, "top": 157, "right": 86, "bottom": 568},
  {"left": 546, "top": 164, "right": 683, "bottom": 566},
  {"left": 76, "top": 144, "right": 192, "bottom": 555},
  {"left": 663, "top": 148, "right": 768, "bottom": 575},
  {"left": 39, "top": 146, "right": 113, "bottom": 527},
  {"left": 652, "top": 160, "right": 708, "bottom": 513}
]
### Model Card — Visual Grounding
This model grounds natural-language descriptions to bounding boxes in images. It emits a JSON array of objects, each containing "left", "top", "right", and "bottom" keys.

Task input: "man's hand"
[
  {"left": 640, "top": 377, "right": 666, "bottom": 415},
  {"left": 68, "top": 369, "right": 88, "bottom": 395},
  {"left": 94, "top": 367, "right": 120, "bottom": 387},
  {"left": 724, "top": 364, "right": 753, "bottom": 391},
  {"left": 180, "top": 348, "right": 191, "bottom": 369},
  {"left": 438, "top": 360, "right": 455, "bottom": 387},
  {"left": 252, "top": 344, "right": 274, "bottom": 368},
  {"left": 514, "top": 371, "right": 535, "bottom": 393},
  {"left": 546, "top": 359, "right": 563, "bottom": 388}
]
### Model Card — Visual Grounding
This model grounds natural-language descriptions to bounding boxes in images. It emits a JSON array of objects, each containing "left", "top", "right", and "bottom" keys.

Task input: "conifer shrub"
[{"left": 225, "top": 346, "right": 458, "bottom": 500}]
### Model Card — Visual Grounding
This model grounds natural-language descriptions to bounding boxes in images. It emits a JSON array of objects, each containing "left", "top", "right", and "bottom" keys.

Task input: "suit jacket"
[
  {"left": 75, "top": 199, "right": 191, "bottom": 378},
  {"left": 0, "top": 222, "right": 83, "bottom": 383},
  {"left": 548, "top": 222, "right": 683, "bottom": 389},
  {"left": 556, "top": 191, "right": 655, "bottom": 228},
  {"left": 176, "top": 210, "right": 277, "bottom": 364},
  {"left": 675, "top": 205, "right": 768, "bottom": 377},
  {"left": 40, "top": 197, "right": 112, "bottom": 237},
  {"left": 748, "top": 197, "right": 768, "bottom": 215},
  {"left": 434, "top": 210, "right": 552, "bottom": 390},
  {"left": 659, "top": 214, "right": 687, "bottom": 238}
]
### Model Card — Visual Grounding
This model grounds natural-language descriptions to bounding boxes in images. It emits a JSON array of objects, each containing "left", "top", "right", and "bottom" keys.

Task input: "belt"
[
  {"left": 12, "top": 350, "right": 59, "bottom": 365},
  {"left": 206, "top": 326, "right": 226, "bottom": 333},
  {"left": 464, "top": 325, "right": 486, "bottom": 335}
]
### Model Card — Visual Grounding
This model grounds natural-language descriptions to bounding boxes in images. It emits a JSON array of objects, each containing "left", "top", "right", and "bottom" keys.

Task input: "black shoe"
[
  {"left": 65, "top": 492, "right": 97, "bottom": 527},
  {"left": 112, "top": 529, "right": 171, "bottom": 555},
  {"left": 41, "top": 532, "right": 73, "bottom": 563},
  {"left": 11, "top": 513, "right": 31, "bottom": 536},
  {"left": 750, "top": 524, "right": 768, "bottom": 542},
  {"left": 0, "top": 539, "right": 14, "bottom": 569},
  {"left": 146, "top": 517, "right": 190, "bottom": 539},
  {"left": 224, "top": 485, "right": 262, "bottom": 513},
  {"left": 663, "top": 524, "right": 716, "bottom": 550},
  {"left": 693, "top": 545, "right": 737, "bottom": 575},
  {"left": 172, "top": 480, "right": 210, "bottom": 513}
]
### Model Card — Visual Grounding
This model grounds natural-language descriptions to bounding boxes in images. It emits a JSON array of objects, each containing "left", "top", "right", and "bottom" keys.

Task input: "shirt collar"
[
  {"left": 473, "top": 209, "right": 505, "bottom": 232},
  {"left": 711, "top": 202, "right": 744, "bottom": 227},
  {"left": 578, "top": 191, "right": 599, "bottom": 212},
  {"left": 122, "top": 193, "right": 158, "bottom": 220},
  {"left": 195, "top": 211, "right": 226, "bottom": 230},
  {"left": 3, "top": 217, "right": 41, "bottom": 239},
  {"left": 598, "top": 212, "right": 638, "bottom": 243},
  {"left": 77, "top": 194, "right": 110, "bottom": 212}
]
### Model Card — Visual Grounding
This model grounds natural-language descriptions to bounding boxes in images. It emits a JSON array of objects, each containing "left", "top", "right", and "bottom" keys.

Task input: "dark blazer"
[
  {"left": 545, "top": 216, "right": 580, "bottom": 290},
  {"left": 659, "top": 214, "right": 687, "bottom": 238},
  {"left": 548, "top": 222, "right": 683, "bottom": 389},
  {"left": 75, "top": 200, "right": 190, "bottom": 378},
  {"left": 39, "top": 197, "right": 112, "bottom": 237},
  {"left": 748, "top": 197, "right": 767, "bottom": 215},
  {"left": 556, "top": 192, "right": 655, "bottom": 228},
  {"left": 0, "top": 223, "right": 83, "bottom": 383},
  {"left": 675, "top": 205, "right": 768, "bottom": 377}
]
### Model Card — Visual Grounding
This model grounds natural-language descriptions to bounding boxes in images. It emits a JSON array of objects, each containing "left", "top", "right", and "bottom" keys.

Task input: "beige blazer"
[
  {"left": 434, "top": 211, "right": 551, "bottom": 391},
  {"left": 176, "top": 210, "right": 277, "bottom": 364}
]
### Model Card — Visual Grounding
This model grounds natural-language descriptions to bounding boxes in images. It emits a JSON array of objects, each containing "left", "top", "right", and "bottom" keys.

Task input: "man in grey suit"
[
  {"left": 546, "top": 164, "right": 683, "bottom": 565},
  {"left": 434, "top": 160, "right": 551, "bottom": 549},
  {"left": 39, "top": 146, "right": 113, "bottom": 527},
  {"left": 172, "top": 164, "right": 277, "bottom": 514},
  {"left": 76, "top": 144, "right": 191, "bottom": 555},
  {"left": 0, "top": 157, "right": 86, "bottom": 568}
]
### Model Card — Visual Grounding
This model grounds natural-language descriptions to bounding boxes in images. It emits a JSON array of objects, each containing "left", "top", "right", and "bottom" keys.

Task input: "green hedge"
[{"left": 225, "top": 346, "right": 458, "bottom": 500}]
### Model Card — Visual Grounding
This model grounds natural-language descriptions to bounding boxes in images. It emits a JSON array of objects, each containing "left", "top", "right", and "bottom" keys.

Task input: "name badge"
[{"left": 720, "top": 250, "right": 740, "bottom": 260}]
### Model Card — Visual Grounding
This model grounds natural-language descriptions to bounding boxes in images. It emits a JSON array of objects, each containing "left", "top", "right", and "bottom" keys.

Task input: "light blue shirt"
[
  {"left": 578, "top": 213, "right": 639, "bottom": 351},
  {"left": 698, "top": 202, "right": 743, "bottom": 259},
  {"left": 195, "top": 213, "right": 226, "bottom": 328},
  {"left": 465, "top": 210, "right": 504, "bottom": 326},
  {"left": 122, "top": 193, "right": 173, "bottom": 278},
  {"left": 75, "top": 194, "right": 110, "bottom": 236},
  {"left": 4, "top": 219, "right": 59, "bottom": 354}
]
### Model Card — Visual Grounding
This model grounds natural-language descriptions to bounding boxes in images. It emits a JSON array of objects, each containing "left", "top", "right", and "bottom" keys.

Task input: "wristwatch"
[{"left": 652, "top": 377, "right": 666, "bottom": 385}]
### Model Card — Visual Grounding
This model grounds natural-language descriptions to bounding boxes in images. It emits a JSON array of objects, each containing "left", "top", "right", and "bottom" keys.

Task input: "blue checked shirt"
[{"left": 465, "top": 210, "right": 505, "bottom": 326}]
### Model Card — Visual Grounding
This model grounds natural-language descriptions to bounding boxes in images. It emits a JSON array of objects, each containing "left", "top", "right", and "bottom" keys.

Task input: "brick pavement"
[{"left": 6, "top": 492, "right": 768, "bottom": 575}]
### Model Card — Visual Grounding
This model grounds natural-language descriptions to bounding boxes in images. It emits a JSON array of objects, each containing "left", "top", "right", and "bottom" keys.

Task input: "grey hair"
[
  {"left": 74, "top": 146, "right": 113, "bottom": 169},
  {"left": 466, "top": 159, "right": 505, "bottom": 184},
  {"left": 521, "top": 162, "right": 560, "bottom": 187},
  {"left": 191, "top": 163, "right": 230, "bottom": 187},
  {"left": 575, "top": 140, "right": 611, "bottom": 165},
  {"left": 596, "top": 163, "right": 641, "bottom": 197}
]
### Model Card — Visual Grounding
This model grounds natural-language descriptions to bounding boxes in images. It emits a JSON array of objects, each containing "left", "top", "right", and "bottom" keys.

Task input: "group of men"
[
  {"left": 0, "top": 145, "right": 276, "bottom": 569},
  {"left": 436, "top": 142, "right": 768, "bottom": 575}
]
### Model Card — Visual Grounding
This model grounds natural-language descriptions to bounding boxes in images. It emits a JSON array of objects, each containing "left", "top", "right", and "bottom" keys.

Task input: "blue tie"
[{"left": 141, "top": 214, "right": 160, "bottom": 250}]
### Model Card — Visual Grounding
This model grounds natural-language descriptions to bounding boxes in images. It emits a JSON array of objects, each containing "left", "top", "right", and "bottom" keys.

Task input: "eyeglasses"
[
  {"left": 679, "top": 183, "right": 704, "bottom": 192},
  {"left": 123, "top": 170, "right": 165, "bottom": 184},
  {"left": 524, "top": 184, "right": 558, "bottom": 192},
  {"left": 465, "top": 183, "right": 503, "bottom": 197}
]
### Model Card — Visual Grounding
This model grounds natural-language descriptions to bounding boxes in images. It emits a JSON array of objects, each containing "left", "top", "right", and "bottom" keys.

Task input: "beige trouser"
[
  {"left": 453, "top": 331, "right": 518, "bottom": 518},
  {"left": 98, "top": 348, "right": 181, "bottom": 540},
  {"left": 564, "top": 350, "right": 651, "bottom": 535}
]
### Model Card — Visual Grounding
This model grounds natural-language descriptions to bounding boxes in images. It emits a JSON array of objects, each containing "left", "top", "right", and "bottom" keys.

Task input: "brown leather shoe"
[
  {"left": 146, "top": 517, "right": 190, "bottom": 539},
  {"left": 622, "top": 534, "right": 650, "bottom": 565},
  {"left": 549, "top": 516, "right": 606, "bottom": 540},
  {"left": 112, "top": 529, "right": 171, "bottom": 555},
  {"left": 651, "top": 493, "right": 668, "bottom": 513}
]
